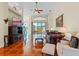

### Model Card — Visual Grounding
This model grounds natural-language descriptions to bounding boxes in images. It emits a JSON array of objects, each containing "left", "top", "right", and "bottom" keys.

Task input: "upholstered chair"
[
  {"left": 57, "top": 42, "right": 79, "bottom": 56},
  {"left": 60, "top": 32, "right": 72, "bottom": 45},
  {"left": 42, "top": 43, "right": 55, "bottom": 56},
  {"left": 57, "top": 35, "right": 79, "bottom": 56}
]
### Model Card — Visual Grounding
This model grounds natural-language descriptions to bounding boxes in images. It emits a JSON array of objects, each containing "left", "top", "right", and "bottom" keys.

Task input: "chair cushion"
[
  {"left": 42, "top": 43, "right": 55, "bottom": 55},
  {"left": 64, "top": 33, "right": 72, "bottom": 41},
  {"left": 75, "top": 32, "right": 79, "bottom": 38},
  {"left": 62, "top": 47, "right": 79, "bottom": 56},
  {"left": 61, "top": 40, "right": 69, "bottom": 45},
  {"left": 57, "top": 43, "right": 63, "bottom": 56}
]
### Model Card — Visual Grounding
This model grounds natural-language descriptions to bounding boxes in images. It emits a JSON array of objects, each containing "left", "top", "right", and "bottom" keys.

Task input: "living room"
[
  {"left": 23, "top": 2, "right": 79, "bottom": 56},
  {"left": 0, "top": 1, "right": 79, "bottom": 57}
]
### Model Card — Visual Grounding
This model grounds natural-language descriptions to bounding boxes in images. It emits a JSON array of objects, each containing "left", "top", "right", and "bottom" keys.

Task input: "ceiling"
[
  {"left": 19, "top": 2, "right": 57, "bottom": 15},
  {"left": 9, "top": 2, "right": 58, "bottom": 15}
]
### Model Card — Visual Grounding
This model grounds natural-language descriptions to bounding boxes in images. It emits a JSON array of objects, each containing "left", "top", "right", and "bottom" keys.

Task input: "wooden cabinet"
[
  {"left": 8, "top": 19, "right": 23, "bottom": 45},
  {"left": 8, "top": 25, "right": 23, "bottom": 45}
]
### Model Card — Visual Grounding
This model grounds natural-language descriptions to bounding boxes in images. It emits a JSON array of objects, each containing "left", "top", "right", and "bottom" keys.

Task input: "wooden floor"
[{"left": 0, "top": 40, "right": 43, "bottom": 56}]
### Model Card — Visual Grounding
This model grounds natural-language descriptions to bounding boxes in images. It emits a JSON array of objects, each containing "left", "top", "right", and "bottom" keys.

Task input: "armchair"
[
  {"left": 57, "top": 43, "right": 79, "bottom": 56},
  {"left": 42, "top": 43, "right": 55, "bottom": 56},
  {"left": 57, "top": 31, "right": 79, "bottom": 56},
  {"left": 60, "top": 32, "right": 72, "bottom": 45}
]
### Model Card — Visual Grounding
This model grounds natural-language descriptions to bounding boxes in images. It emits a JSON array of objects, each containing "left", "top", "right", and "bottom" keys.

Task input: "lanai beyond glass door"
[
  {"left": 31, "top": 16, "right": 48, "bottom": 46},
  {"left": 33, "top": 22, "right": 46, "bottom": 40}
]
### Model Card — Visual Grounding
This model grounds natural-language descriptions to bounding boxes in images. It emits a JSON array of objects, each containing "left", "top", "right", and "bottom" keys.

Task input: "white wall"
[
  {"left": 52, "top": 3, "right": 79, "bottom": 33},
  {"left": 0, "top": 3, "right": 8, "bottom": 48},
  {"left": 48, "top": 11, "right": 54, "bottom": 30}
]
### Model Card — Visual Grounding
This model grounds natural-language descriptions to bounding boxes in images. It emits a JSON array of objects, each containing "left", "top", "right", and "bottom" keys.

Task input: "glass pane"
[
  {"left": 37, "top": 34, "right": 42, "bottom": 38},
  {"left": 37, "top": 22, "right": 42, "bottom": 26},
  {"left": 33, "top": 23, "right": 37, "bottom": 26},
  {"left": 33, "top": 34, "right": 37, "bottom": 38},
  {"left": 37, "top": 27, "right": 42, "bottom": 32},
  {"left": 42, "top": 23, "right": 46, "bottom": 26},
  {"left": 43, "top": 34, "right": 45, "bottom": 37},
  {"left": 42, "top": 27, "right": 45, "bottom": 32},
  {"left": 33, "top": 23, "right": 37, "bottom": 32},
  {"left": 33, "top": 17, "right": 46, "bottom": 20}
]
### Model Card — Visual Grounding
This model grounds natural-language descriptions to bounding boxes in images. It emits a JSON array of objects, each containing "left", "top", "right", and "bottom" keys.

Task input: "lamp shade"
[{"left": 59, "top": 27, "right": 67, "bottom": 33}]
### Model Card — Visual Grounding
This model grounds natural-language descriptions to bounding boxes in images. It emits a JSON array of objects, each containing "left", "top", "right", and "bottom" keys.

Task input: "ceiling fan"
[{"left": 34, "top": 2, "right": 43, "bottom": 14}]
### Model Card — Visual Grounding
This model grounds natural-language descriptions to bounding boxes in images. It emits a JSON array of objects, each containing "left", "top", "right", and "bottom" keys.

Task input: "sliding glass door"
[
  {"left": 32, "top": 21, "right": 48, "bottom": 46},
  {"left": 31, "top": 16, "right": 48, "bottom": 46},
  {"left": 33, "top": 22, "right": 46, "bottom": 39}
]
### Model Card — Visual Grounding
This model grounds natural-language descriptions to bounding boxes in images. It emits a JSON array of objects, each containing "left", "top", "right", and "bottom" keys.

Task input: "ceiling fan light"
[
  {"left": 34, "top": 11, "right": 38, "bottom": 14},
  {"left": 33, "top": 2, "right": 43, "bottom": 14}
]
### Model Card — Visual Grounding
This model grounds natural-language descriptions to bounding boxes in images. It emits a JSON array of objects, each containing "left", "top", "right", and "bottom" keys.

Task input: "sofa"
[{"left": 57, "top": 32, "right": 79, "bottom": 56}]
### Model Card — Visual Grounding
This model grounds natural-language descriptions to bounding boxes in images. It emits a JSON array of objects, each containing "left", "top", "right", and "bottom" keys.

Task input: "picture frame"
[{"left": 56, "top": 14, "right": 63, "bottom": 27}]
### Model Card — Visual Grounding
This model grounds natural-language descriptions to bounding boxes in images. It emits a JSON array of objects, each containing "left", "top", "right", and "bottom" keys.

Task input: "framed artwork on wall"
[{"left": 56, "top": 14, "right": 63, "bottom": 27}]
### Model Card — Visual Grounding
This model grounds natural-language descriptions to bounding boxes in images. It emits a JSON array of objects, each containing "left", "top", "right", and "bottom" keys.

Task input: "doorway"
[{"left": 31, "top": 16, "right": 48, "bottom": 48}]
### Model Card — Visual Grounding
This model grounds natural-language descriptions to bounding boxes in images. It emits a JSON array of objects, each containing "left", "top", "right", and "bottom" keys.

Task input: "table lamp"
[{"left": 59, "top": 27, "right": 67, "bottom": 33}]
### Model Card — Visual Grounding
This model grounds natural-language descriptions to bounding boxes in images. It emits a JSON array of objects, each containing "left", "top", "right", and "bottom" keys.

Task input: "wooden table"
[{"left": 49, "top": 32, "right": 65, "bottom": 56}]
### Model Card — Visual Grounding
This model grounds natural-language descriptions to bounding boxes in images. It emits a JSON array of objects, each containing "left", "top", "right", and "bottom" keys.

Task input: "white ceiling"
[
  {"left": 18, "top": 2, "right": 57, "bottom": 15},
  {"left": 9, "top": 2, "right": 58, "bottom": 15}
]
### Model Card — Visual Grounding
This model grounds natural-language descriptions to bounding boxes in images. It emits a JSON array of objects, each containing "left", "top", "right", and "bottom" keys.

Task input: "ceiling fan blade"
[
  {"left": 38, "top": 11, "right": 40, "bottom": 14},
  {"left": 38, "top": 10, "right": 43, "bottom": 11},
  {"left": 35, "top": 8, "right": 43, "bottom": 11},
  {"left": 34, "top": 9, "right": 37, "bottom": 11}
]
